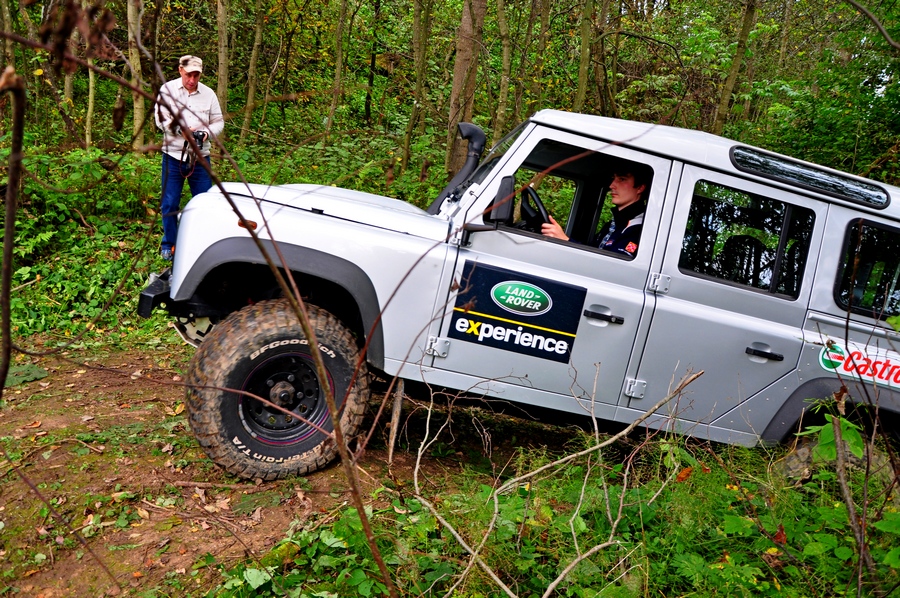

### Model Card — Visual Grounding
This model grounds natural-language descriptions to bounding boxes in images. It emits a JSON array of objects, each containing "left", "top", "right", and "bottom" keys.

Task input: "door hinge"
[
  {"left": 426, "top": 336, "right": 450, "bottom": 358},
  {"left": 648, "top": 273, "right": 671, "bottom": 294},
  {"left": 624, "top": 378, "right": 647, "bottom": 399}
]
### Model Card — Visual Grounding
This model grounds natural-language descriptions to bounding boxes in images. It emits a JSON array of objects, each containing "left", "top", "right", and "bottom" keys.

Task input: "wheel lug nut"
[
  {"left": 266, "top": 379, "right": 275, "bottom": 387},
  {"left": 287, "top": 374, "right": 295, "bottom": 382}
]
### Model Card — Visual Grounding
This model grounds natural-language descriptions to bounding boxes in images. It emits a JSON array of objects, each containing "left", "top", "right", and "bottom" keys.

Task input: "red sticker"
[{"left": 625, "top": 242, "right": 638, "bottom": 254}]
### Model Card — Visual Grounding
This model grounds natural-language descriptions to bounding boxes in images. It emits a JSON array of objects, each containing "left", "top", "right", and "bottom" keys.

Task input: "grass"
[{"left": 204, "top": 428, "right": 900, "bottom": 598}]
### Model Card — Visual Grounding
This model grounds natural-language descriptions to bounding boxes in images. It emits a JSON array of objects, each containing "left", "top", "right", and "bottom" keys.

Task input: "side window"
[
  {"left": 836, "top": 220, "right": 900, "bottom": 319},
  {"left": 513, "top": 169, "right": 577, "bottom": 230},
  {"left": 496, "top": 138, "right": 653, "bottom": 258},
  {"left": 678, "top": 180, "right": 815, "bottom": 298}
]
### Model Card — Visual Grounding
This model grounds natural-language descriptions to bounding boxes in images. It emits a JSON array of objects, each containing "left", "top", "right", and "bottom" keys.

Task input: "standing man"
[{"left": 155, "top": 55, "right": 224, "bottom": 261}]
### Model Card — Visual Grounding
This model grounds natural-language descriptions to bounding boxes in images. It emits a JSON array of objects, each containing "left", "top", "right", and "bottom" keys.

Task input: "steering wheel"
[{"left": 520, "top": 186, "right": 550, "bottom": 232}]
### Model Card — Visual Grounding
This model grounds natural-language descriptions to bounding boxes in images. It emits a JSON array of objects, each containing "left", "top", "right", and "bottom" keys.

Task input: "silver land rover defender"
[{"left": 139, "top": 110, "right": 900, "bottom": 480}]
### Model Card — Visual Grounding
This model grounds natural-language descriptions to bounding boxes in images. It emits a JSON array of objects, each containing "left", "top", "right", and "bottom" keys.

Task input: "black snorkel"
[{"left": 426, "top": 122, "right": 486, "bottom": 215}]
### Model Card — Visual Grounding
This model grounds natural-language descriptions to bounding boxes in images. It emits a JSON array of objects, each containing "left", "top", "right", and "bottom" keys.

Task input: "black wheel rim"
[{"left": 238, "top": 352, "right": 334, "bottom": 446}]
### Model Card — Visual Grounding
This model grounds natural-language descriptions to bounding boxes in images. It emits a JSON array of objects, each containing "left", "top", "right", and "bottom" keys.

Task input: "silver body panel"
[{"left": 164, "top": 110, "right": 900, "bottom": 444}]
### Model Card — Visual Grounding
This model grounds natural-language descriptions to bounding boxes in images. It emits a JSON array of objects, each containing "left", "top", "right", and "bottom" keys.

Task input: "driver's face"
[{"left": 609, "top": 173, "right": 645, "bottom": 209}]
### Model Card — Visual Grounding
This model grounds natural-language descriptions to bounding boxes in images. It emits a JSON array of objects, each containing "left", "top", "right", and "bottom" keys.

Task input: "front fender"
[{"left": 172, "top": 237, "right": 385, "bottom": 369}]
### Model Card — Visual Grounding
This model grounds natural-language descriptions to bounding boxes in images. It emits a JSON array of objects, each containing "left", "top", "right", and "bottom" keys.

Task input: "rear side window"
[
  {"left": 836, "top": 220, "right": 900, "bottom": 319},
  {"left": 679, "top": 180, "right": 815, "bottom": 298}
]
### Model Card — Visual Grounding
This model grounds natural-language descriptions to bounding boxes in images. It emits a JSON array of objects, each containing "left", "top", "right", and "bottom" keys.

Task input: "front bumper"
[{"left": 137, "top": 270, "right": 172, "bottom": 318}]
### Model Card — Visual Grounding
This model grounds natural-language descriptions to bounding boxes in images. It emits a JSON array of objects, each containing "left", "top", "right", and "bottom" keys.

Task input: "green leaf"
[
  {"left": 803, "top": 542, "right": 829, "bottom": 556},
  {"left": 346, "top": 568, "right": 367, "bottom": 586},
  {"left": 834, "top": 546, "right": 854, "bottom": 561},
  {"left": 4, "top": 364, "right": 49, "bottom": 387},
  {"left": 872, "top": 512, "right": 900, "bottom": 535},
  {"left": 244, "top": 568, "right": 272, "bottom": 589},
  {"left": 722, "top": 515, "right": 754, "bottom": 535},
  {"left": 883, "top": 547, "right": 900, "bottom": 568},
  {"left": 319, "top": 529, "right": 347, "bottom": 548}
]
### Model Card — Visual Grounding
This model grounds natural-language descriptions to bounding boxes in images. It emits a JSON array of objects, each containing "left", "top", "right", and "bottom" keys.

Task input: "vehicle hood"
[{"left": 215, "top": 182, "right": 452, "bottom": 242}]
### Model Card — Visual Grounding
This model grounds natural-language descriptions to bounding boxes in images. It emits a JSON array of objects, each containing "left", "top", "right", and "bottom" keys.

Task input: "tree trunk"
[
  {"left": 325, "top": 0, "right": 349, "bottom": 140},
  {"left": 86, "top": 57, "right": 94, "bottom": 147},
  {"left": 216, "top": 0, "right": 229, "bottom": 139},
  {"left": 445, "top": 0, "right": 487, "bottom": 177},
  {"left": 491, "top": 0, "right": 511, "bottom": 144},
  {"left": 528, "top": 0, "right": 550, "bottom": 111},
  {"left": 0, "top": 0, "right": 14, "bottom": 69},
  {"left": 401, "top": 0, "right": 432, "bottom": 171},
  {"left": 573, "top": 0, "right": 594, "bottom": 112},
  {"left": 127, "top": 0, "right": 145, "bottom": 150},
  {"left": 778, "top": 0, "right": 792, "bottom": 69},
  {"left": 513, "top": 1, "right": 538, "bottom": 123},
  {"left": 239, "top": 0, "right": 265, "bottom": 148},
  {"left": 593, "top": 0, "right": 614, "bottom": 116},
  {"left": 364, "top": 0, "right": 381, "bottom": 125},
  {"left": 712, "top": 0, "right": 756, "bottom": 135}
]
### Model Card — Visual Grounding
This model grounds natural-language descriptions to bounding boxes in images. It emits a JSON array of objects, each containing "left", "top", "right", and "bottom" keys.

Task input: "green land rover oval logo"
[{"left": 491, "top": 281, "right": 552, "bottom": 316}]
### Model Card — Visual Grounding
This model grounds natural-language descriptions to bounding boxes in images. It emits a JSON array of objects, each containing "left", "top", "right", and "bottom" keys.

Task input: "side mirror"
[{"left": 484, "top": 176, "right": 515, "bottom": 224}]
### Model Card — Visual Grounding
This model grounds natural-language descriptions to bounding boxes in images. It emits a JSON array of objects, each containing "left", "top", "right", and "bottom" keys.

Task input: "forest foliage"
[{"left": 2, "top": 1, "right": 900, "bottom": 596}]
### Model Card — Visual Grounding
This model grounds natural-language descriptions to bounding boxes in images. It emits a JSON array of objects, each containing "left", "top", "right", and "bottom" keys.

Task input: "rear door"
[{"left": 630, "top": 166, "right": 826, "bottom": 431}]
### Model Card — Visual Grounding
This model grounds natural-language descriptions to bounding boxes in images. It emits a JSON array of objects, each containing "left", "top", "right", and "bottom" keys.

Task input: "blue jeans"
[{"left": 160, "top": 152, "right": 212, "bottom": 250}]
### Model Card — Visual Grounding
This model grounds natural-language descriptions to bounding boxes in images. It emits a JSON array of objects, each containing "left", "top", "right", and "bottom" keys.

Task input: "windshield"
[{"left": 456, "top": 123, "right": 527, "bottom": 195}]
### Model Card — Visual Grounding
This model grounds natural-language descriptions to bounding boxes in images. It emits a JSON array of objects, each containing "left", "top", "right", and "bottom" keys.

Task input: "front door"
[{"left": 431, "top": 127, "right": 672, "bottom": 414}]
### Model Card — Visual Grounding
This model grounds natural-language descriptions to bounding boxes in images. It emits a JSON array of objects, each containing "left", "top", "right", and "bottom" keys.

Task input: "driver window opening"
[{"left": 488, "top": 138, "right": 653, "bottom": 260}]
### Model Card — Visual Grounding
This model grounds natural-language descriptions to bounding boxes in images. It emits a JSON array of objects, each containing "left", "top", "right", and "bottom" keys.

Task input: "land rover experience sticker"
[{"left": 449, "top": 261, "right": 587, "bottom": 364}]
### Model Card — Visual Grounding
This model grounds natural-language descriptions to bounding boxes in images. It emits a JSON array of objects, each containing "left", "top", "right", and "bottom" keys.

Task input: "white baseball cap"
[{"left": 179, "top": 55, "right": 203, "bottom": 73}]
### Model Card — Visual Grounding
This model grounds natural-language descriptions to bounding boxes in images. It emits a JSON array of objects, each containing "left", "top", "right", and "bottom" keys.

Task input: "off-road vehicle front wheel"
[{"left": 185, "top": 299, "right": 368, "bottom": 480}]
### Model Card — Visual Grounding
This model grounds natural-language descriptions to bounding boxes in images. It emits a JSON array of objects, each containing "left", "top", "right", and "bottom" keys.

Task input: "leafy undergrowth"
[
  {"left": 2, "top": 338, "right": 899, "bottom": 596},
  {"left": 206, "top": 429, "right": 900, "bottom": 598}
]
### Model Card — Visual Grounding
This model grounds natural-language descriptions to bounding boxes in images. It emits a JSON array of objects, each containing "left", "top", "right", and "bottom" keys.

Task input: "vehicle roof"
[{"left": 530, "top": 109, "right": 900, "bottom": 215}]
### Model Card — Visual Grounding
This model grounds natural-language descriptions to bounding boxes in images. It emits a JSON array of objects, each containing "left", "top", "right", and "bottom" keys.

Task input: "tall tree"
[
  {"left": 713, "top": 0, "right": 757, "bottom": 135},
  {"left": 593, "top": 0, "right": 614, "bottom": 116},
  {"left": 325, "top": 0, "right": 349, "bottom": 140},
  {"left": 402, "top": 0, "right": 433, "bottom": 170},
  {"left": 126, "top": 0, "right": 144, "bottom": 149},
  {"left": 491, "top": 0, "right": 511, "bottom": 144},
  {"left": 216, "top": 0, "right": 229, "bottom": 138},
  {"left": 363, "top": 0, "right": 382, "bottom": 125},
  {"left": 446, "top": 0, "right": 487, "bottom": 177},
  {"left": 528, "top": 0, "right": 550, "bottom": 111},
  {"left": 573, "top": 0, "right": 594, "bottom": 112},
  {"left": 0, "top": 0, "right": 14, "bottom": 67},
  {"left": 239, "top": 0, "right": 266, "bottom": 148}
]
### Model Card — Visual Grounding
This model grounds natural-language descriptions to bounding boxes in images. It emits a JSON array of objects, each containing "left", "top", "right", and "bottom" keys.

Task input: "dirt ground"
[{"left": 0, "top": 342, "right": 439, "bottom": 597}]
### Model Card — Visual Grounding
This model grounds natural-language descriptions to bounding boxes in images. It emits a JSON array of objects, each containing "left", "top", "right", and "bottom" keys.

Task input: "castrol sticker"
[{"left": 819, "top": 342, "right": 900, "bottom": 390}]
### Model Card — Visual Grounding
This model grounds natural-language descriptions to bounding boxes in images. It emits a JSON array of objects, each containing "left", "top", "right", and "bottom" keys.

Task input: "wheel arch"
[
  {"left": 760, "top": 376, "right": 900, "bottom": 443},
  {"left": 173, "top": 238, "right": 385, "bottom": 369}
]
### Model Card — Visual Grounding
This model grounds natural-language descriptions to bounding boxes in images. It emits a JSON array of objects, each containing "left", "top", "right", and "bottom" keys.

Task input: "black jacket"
[{"left": 592, "top": 201, "right": 645, "bottom": 258}]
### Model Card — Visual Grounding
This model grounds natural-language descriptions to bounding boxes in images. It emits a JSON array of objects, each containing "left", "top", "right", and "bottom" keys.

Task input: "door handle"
[
  {"left": 583, "top": 309, "right": 625, "bottom": 325},
  {"left": 745, "top": 347, "right": 784, "bottom": 361}
]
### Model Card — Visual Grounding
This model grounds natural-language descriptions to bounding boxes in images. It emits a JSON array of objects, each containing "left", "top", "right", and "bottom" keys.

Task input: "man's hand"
[{"left": 541, "top": 215, "right": 569, "bottom": 241}]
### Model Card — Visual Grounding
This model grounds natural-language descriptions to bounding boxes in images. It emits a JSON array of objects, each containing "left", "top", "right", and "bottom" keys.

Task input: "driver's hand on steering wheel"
[{"left": 541, "top": 216, "right": 569, "bottom": 241}]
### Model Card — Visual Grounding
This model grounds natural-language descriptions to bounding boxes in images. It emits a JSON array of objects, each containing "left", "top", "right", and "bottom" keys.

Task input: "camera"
[{"left": 192, "top": 130, "right": 208, "bottom": 145}]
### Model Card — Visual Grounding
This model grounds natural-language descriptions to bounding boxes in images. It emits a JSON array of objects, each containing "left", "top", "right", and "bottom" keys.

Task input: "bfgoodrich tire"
[{"left": 185, "top": 299, "right": 368, "bottom": 480}]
